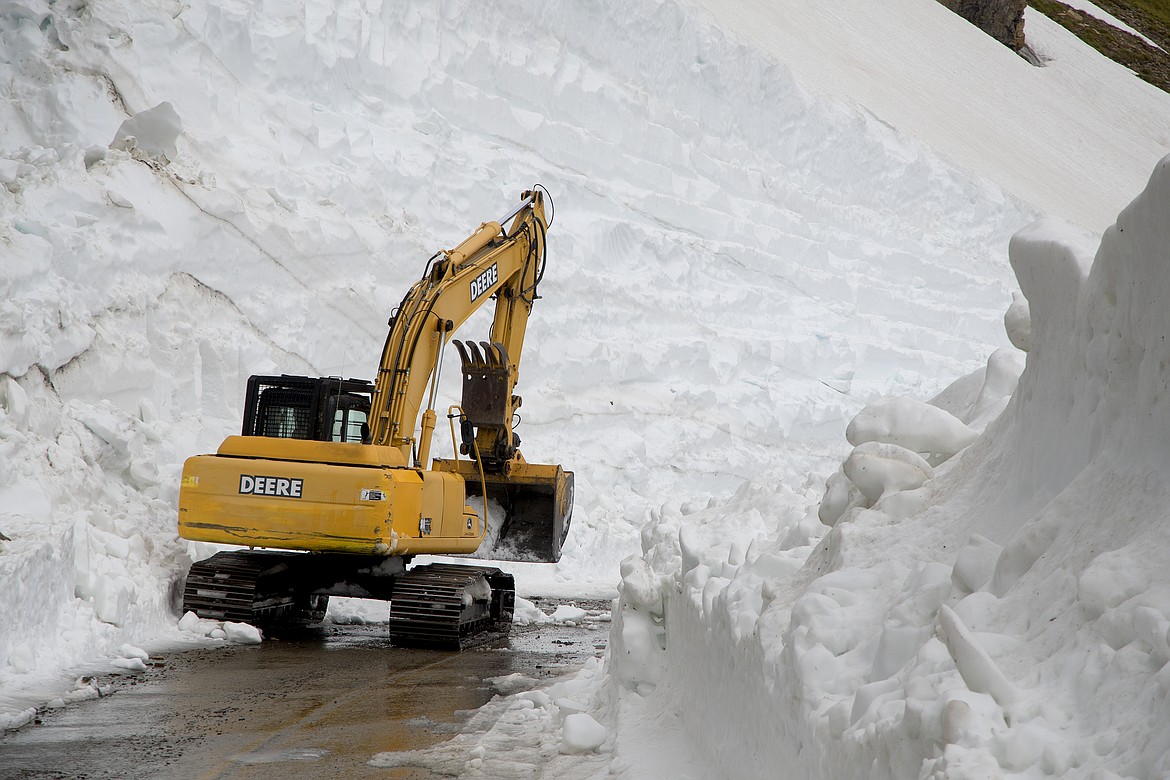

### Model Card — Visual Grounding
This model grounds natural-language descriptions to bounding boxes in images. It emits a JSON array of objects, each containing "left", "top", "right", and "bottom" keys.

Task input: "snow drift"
[{"left": 610, "top": 156, "right": 1170, "bottom": 777}]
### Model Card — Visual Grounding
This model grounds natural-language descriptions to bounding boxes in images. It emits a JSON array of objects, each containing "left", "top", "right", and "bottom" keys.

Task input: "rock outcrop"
[{"left": 938, "top": 0, "right": 1027, "bottom": 51}]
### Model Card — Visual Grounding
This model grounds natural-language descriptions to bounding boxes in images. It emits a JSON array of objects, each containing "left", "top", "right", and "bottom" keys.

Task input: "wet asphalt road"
[{"left": 0, "top": 604, "right": 608, "bottom": 780}]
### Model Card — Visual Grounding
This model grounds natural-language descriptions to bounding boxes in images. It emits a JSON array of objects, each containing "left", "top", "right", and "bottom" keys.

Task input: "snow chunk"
[
  {"left": 871, "top": 622, "right": 927, "bottom": 681},
  {"left": 110, "top": 102, "right": 182, "bottom": 161},
  {"left": 967, "top": 348, "right": 1025, "bottom": 430},
  {"left": 0, "top": 158, "right": 32, "bottom": 185},
  {"left": 92, "top": 574, "right": 138, "bottom": 626},
  {"left": 511, "top": 598, "right": 593, "bottom": 625},
  {"left": 512, "top": 596, "right": 554, "bottom": 625},
  {"left": 178, "top": 612, "right": 261, "bottom": 643},
  {"left": 550, "top": 604, "right": 588, "bottom": 624},
  {"left": 2, "top": 376, "right": 30, "bottom": 428},
  {"left": 610, "top": 603, "right": 665, "bottom": 693},
  {"left": 846, "top": 395, "right": 978, "bottom": 466},
  {"left": 1077, "top": 550, "right": 1149, "bottom": 620},
  {"left": 326, "top": 596, "right": 389, "bottom": 625},
  {"left": 119, "top": 643, "right": 149, "bottom": 662},
  {"left": 951, "top": 534, "right": 1003, "bottom": 595},
  {"left": 560, "top": 713, "right": 606, "bottom": 753},
  {"left": 619, "top": 554, "right": 664, "bottom": 611},
  {"left": 487, "top": 673, "right": 539, "bottom": 696},
  {"left": 223, "top": 622, "right": 263, "bottom": 644},
  {"left": 0, "top": 707, "right": 38, "bottom": 731},
  {"left": 1004, "top": 291, "right": 1031, "bottom": 352},
  {"left": 517, "top": 690, "right": 552, "bottom": 709},
  {"left": 177, "top": 610, "right": 214, "bottom": 635},
  {"left": 842, "top": 441, "right": 933, "bottom": 503},
  {"left": 936, "top": 605, "right": 1017, "bottom": 706},
  {"left": 111, "top": 656, "right": 147, "bottom": 671},
  {"left": 818, "top": 469, "right": 868, "bottom": 527},
  {"left": 462, "top": 575, "right": 492, "bottom": 605}
]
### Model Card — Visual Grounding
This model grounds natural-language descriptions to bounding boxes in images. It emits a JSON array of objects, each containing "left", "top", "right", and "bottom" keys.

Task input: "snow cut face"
[{"left": 610, "top": 153, "right": 1170, "bottom": 778}]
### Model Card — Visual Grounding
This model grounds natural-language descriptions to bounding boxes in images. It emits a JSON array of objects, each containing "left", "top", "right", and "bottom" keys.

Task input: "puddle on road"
[
  {"left": 230, "top": 747, "right": 330, "bottom": 764},
  {"left": 402, "top": 714, "right": 463, "bottom": 735}
]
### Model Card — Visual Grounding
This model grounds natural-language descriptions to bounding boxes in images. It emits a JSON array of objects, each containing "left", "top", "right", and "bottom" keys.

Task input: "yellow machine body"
[{"left": 178, "top": 436, "right": 482, "bottom": 556}]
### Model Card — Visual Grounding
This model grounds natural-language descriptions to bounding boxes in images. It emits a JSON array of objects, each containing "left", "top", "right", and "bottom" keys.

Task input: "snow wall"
[
  {"left": 611, "top": 157, "right": 1170, "bottom": 777},
  {"left": 0, "top": 0, "right": 1028, "bottom": 730}
]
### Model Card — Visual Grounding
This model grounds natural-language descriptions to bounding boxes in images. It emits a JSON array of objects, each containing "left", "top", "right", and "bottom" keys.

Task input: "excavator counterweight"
[{"left": 176, "top": 188, "right": 572, "bottom": 645}]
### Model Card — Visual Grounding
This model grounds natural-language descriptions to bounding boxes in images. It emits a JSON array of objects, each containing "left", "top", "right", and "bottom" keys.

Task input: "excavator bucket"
[
  {"left": 436, "top": 336, "right": 572, "bottom": 561},
  {"left": 432, "top": 458, "right": 573, "bottom": 563}
]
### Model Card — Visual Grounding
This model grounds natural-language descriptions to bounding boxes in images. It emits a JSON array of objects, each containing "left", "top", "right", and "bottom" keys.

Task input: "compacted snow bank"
[{"left": 607, "top": 158, "right": 1170, "bottom": 778}]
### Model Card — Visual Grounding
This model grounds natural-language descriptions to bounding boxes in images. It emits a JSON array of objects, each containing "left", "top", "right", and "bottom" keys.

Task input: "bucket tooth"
[
  {"left": 454, "top": 339, "right": 473, "bottom": 369},
  {"left": 481, "top": 341, "right": 506, "bottom": 369},
  {"left": 469, "top": 340, "right": 487, "bottom": 369}
]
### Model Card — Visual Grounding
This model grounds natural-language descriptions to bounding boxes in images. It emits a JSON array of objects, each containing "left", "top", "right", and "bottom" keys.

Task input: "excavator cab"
[{"left": 242, "top": 375, "right": 373, "bottom": 443}]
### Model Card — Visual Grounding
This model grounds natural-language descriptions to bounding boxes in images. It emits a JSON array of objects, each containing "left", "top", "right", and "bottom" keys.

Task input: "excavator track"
[
  {"left": 181, "top": 551, "right": 327, "bottom": 625},
  {"left": 184, "top": 554, "right": 514, "bottom": 648},
  {"left": 388, "top": 563, "right": 515, "bottom": 649}
]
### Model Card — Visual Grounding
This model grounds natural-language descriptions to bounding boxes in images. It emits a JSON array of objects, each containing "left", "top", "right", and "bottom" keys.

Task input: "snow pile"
[
  {"left": 606, "top": 157, "right": 1170, "bottom": 777},
  {"left": 176, "top": 611, "right": 262, "bottom": 644},
  {"left": 0, "top": 374, "right": 193, "bottom": 724},
  {"left": 561, "top": 713, "right": 607, "bottom": 754}
]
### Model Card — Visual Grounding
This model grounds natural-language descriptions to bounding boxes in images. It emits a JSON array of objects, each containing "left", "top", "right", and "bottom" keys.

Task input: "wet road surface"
[{"left": 0, "top": 604, "right": 608, "bottom": 780}]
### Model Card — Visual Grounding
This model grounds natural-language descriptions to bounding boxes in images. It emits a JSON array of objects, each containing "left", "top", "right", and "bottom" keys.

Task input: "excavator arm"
[
  {"left": 367, "top": 187, "right": 572, "bottom": 562},
  {"left": 370, "top": 188, "right": 547, "bottom": 469}
]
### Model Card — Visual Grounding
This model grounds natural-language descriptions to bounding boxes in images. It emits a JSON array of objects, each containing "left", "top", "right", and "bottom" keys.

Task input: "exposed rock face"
[{"left": 938, "top": 0, "right": 1027, "bottom": 51}]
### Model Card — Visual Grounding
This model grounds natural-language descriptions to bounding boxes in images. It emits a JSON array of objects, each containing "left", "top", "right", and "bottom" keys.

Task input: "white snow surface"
[
  {"left": 2, "top": 0, "right": 1170, "bottom": 777},
  {"left": 689, "top": 0, "right": 1170, "bottom": 234}
]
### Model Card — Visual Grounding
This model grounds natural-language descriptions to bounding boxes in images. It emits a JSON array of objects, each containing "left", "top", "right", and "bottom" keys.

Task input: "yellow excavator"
[{"left": 176, "top": 187, "right": 573, "bottom": 647}]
